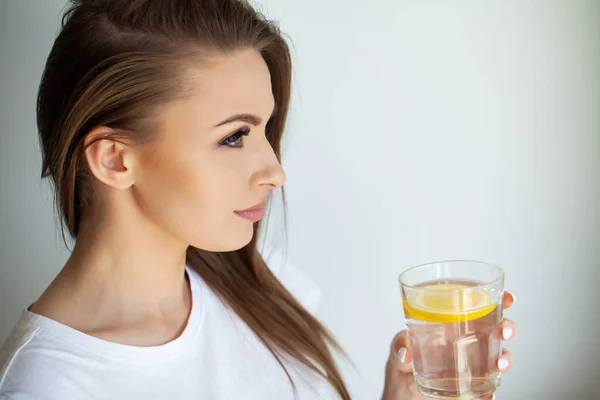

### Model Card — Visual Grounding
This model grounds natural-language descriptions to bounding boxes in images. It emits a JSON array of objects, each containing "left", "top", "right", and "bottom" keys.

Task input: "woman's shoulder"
[
  {"left": 0, "top": 310, "right": 117, "bottom": 400},
  {"left": 1, "top": 311, "right": 40, "bottom": 367},
  {"left": 0, "top": 310, "right": 156, "bottom": 400},
  {"left": 0, "top": 313, "right": 55, "bottom": 398}
]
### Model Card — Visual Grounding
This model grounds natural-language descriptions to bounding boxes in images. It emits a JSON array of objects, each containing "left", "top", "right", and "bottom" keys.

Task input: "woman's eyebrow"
[
  {"left": 215, "top": 113, "right": 262, "bottom": 127},
  {"left": 214, "top": 105, "right": 277, "bottom": 128}
]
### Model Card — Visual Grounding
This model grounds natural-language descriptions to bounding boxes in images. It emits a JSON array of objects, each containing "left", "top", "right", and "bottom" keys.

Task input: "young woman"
[{"left": 0, "top": 1, "right": 516, "bottom": 399}]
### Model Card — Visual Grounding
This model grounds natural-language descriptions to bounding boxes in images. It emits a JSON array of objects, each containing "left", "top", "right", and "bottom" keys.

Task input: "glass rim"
[{"left": 398, "top": 259, "right": 505, "bottom": 291}]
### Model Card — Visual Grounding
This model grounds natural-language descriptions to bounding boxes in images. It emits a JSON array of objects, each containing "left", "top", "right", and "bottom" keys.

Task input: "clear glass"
[{"left": 398, "top": 260, "right": 505, "bottom": 400}]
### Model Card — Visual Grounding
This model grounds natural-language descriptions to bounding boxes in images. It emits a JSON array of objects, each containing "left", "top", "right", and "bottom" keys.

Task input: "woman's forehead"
[
  {"left": 188, "top": 49, "right": 275, "bottom": 118},
  {"left": 159, "top": 50, "right": 275, "bottom": 131}
]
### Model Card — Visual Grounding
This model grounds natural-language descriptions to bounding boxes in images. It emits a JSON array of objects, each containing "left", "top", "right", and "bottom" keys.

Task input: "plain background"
[{"left": 1, "top": 0, "right": 599, "bottom": 399}]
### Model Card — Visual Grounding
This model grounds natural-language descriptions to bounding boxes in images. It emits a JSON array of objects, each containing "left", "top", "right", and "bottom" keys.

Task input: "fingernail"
[
  {"left": 397, "top": 347, "right": 407, "bottom": 363},
  {"left": 497, "top": 357, "right": 509, "bottom": 371},
  {"left": 510, "top": 292, "right": 516, "bottom": 304},
  {"left": 491, "top": 394, "right": 496, "bottom": 400},
  {"left": 502, "top": 326, "right": 513, "bottom": 340}
]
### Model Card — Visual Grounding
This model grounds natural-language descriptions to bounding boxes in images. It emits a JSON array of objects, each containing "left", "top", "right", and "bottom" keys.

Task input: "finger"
[
  {"left": 498, "top": 318, "right": 517, "bottom": 341},
  {"left": 496, "top": 348, "right": 514, "bottom": 372},
  {"left": 408, "top": 381, "right": 419, "bottom": 395},
  {"left": 389, "top": 330, "right": 414, "bottom": 373},
  {"left": 480, "top": 394, "right": 496, "bottom": 400},
  {"left": 503, "top": 291, "right": 516, "bottom": 309}
]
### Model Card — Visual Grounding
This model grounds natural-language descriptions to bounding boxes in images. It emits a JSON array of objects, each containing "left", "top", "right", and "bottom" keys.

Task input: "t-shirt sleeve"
[{"left": 260, "top": 249, "right": 322, "bottom": 314}]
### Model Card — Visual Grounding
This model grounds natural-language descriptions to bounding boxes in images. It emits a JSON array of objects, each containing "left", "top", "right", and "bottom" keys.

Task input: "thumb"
[{"left": 388, "top": 330, "right": 414, "bottom": 374}]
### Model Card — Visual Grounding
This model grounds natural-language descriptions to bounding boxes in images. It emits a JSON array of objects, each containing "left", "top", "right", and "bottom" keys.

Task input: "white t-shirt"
[{"left": 0, "top": 252, "right": 337, "bottom": 400}]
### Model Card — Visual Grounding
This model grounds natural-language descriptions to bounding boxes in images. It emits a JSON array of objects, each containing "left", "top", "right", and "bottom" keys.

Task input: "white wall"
[
  {"left": 1, "top": 1, "right": 599, "bottom": 399},
  {"left": 0, "top": 0, "right": 73, "bottom": 338}
]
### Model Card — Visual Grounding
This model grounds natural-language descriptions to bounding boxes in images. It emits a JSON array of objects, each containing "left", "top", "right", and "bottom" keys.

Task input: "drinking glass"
[{"left": 399, "top": 260, "right": 505, "bottom": 399}]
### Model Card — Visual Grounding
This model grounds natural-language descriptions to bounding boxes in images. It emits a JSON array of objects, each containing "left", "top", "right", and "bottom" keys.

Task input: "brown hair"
[{"left": 36, "top": 0, "right": 350, "bottom": 398}]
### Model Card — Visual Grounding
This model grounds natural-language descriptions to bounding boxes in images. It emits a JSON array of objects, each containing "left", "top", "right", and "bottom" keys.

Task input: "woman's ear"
[{"left": 84, "top": 127, "right": 134, "bottom": 190}]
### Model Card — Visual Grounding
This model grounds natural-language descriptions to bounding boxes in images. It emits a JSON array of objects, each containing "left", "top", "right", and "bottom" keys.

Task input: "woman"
[{"left": 0, "top": 0, "right": 516, "bottom": 399}]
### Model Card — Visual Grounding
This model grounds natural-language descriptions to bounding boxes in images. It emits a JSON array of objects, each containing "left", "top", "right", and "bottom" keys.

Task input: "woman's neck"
[{"left": 30, "top": 203, "right": 192, "bottom": 345}]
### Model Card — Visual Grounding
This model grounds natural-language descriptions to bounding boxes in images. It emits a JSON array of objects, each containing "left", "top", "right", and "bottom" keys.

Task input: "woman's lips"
[{"left": 234, "top": 202, "right": 266, "bottom": 222}]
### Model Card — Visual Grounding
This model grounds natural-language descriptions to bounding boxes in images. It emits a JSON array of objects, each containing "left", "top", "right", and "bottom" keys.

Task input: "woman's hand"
[{"left": 382, "top": 291, "right": 516, "bottom": 400}]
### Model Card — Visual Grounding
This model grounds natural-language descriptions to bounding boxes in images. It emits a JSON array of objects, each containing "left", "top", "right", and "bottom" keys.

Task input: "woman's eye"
[{"left": 219, "top": 128, "right": 250, "bottom": 148}]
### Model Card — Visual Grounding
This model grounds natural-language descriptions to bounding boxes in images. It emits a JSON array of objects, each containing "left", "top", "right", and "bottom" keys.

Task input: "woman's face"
[{"left": 130, "top": 49, "right": 285, "bottom": 252}]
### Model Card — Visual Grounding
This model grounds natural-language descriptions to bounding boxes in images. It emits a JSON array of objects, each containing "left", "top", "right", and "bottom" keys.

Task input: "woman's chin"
[{"left": 190, "top": 226, "right": 254, "bottom": 252}]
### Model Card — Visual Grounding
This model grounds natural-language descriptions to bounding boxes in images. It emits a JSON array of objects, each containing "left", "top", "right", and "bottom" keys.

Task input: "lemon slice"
[{"left": 403, "top": 283, "right": 496, "bottom": 323}]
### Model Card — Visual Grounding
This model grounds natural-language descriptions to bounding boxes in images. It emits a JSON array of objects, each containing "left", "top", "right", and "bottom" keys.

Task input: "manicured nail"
[
  {"left": 502, "top": 326, "right": 513, "bottom": 340},
  {"left": 397, "top": 347, "right": 407, "bottom": 363},
  {"left": 497, "top": 357, "right": 509, "bottom": 371}
]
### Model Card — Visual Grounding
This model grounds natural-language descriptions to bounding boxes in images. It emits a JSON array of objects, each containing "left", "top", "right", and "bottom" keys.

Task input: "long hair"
[{"left": 36, "top": 0, "right": 350, "bottom": 398}]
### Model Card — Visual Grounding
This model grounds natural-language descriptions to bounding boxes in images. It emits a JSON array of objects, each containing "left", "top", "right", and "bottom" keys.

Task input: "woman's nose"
[
  {"left": 251, "top": 159, "right": 286, "bottom": 189},
  {"left": 250, "top": 140, "right": 286, "bottom": 189}
]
